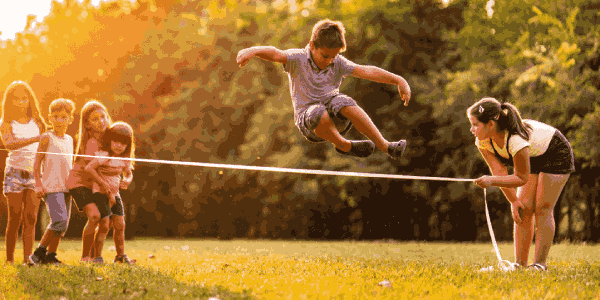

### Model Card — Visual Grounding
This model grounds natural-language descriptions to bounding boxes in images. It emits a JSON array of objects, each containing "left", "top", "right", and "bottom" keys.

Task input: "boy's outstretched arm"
[
  {"left": 237, "top": 46, "right": 287, "bottom": 68},
  {"left": 351, "top": 65, "right": 411, "bottom": 106}
]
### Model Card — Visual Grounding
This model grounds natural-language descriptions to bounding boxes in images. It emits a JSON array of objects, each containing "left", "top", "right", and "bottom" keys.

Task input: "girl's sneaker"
[
  {"left": 114, "top": 254, "right": 136, "bottom": 264},
  {"left": 527, "top": 263, "right": 548, "bottom": 271},
  {"left": 478, "top": 262, "right": 520, "bottom": 272},
  {"left": 93, "top": 257, "right": 105, "bottom": 264},
  {"left": 45, "top": 253, "right": 63, "bottom": 265},
  {"left": 29, "top": 247, "right": 47, "bottom": 265}
]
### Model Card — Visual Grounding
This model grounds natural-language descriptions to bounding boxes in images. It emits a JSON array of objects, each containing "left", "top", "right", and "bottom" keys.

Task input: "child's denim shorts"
[
  {"left": 295, "top": 94, "right": 357, "bottom": 143},
  {"left": 3, "top": 166, "right": 36, "bottom": 196}
]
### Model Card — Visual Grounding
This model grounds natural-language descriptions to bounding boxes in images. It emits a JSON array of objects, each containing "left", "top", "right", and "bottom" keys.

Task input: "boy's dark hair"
[
  {"left": 49, "top": 98, "right": 75, "bottom": 115},
  {"left": 310, "top": 19, "right": 347, "bottom": 52}
]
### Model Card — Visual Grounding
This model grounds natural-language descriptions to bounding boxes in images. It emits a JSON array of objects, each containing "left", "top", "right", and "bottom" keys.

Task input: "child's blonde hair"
[
  {"left": 1, "top": 80, "right": 47, "bottom": 132},
  {"left": 49, "top": 98, "right": 75, "bottom": 115},
  {"left": 310, "top": 19, "right": 347, "bottom": 52},
  {"left": 75, "top": 100, "right": 111, "bottom": 162}
]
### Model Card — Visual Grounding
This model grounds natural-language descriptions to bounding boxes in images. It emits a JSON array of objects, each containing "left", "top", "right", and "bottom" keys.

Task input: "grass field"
[{"left": 1, "top": 238, "right": 599, "bottom": 299}]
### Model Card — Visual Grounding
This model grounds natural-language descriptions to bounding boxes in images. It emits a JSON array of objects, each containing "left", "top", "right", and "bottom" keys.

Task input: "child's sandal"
[{"left": 527, "top": 263, "right": 547, "bottom": 271}]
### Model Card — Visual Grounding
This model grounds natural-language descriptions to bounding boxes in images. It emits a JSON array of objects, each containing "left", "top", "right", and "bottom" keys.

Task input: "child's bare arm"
[
  {"left": 0, "top": 122, "right": 41, "bottom": 150},
  {"left": 33, "top": 134, "right": 50, "bottom": 198},
  {"left": 120, "top": 164, "right": 133, "bottom": 190},
  {"left": 237, "top": 46, "right": 287, "bottom": 68},
  {"left": 351, "top": 65, "right": 411, "bottom": 106},
  {"left": 84, "top": 159, "right": 112, "bottom": 194}
]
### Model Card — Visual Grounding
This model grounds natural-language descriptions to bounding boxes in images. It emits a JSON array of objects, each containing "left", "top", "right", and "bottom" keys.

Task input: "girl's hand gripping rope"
[{"left": 474, "top": 175, "right": 494, "bottom": 188}]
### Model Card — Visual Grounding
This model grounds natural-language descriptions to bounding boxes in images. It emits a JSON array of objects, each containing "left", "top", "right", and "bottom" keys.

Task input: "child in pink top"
[
  {"left": 85, "top": 122, "right": 134, "bottom": 263},
  {"left": 66, "top": 100, "right": 111, "bottom": 262}
]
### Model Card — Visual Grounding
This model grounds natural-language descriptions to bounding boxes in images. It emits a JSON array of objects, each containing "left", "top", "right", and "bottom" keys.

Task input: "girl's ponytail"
[
  {"left": 468, "top": 97, "right": 532, "bottom": 141},
  {"left": 499, "top": 102, "right": 531, "bottom": 141}
]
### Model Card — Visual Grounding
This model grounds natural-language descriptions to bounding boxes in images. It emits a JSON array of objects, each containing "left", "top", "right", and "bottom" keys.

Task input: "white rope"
[
  {"left": 7, "top": 147, "right": 518, "bottom": 270},
  {"left": 483, "top": 188, "right": 515, "bottom": 271},
  {"left": 4, "top": 148, "right": 475, "bottom": 182}
]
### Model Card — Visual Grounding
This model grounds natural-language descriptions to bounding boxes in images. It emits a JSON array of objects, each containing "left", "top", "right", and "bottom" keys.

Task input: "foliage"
[{"left": 0, "top": 0, "right": 598, "bottom": 241}]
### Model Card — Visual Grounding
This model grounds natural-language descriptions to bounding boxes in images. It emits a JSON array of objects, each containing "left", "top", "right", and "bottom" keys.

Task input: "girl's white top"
[
  {"left": 91, "top": 150, "right": 128, "bottom": 199},
  {"left": 41, "top": 132, "right": 73, "bottom": 193},
  {"left": 6, "top": 119, "right": 40, "bottom": 173},
  {"left": 476, "top": 119, "right": 556, "bottom": 158}
]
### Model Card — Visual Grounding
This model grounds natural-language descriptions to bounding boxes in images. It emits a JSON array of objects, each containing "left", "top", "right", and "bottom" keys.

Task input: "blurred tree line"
[{"left": 0, "top": 0, "right": 598, "bottom": 242}]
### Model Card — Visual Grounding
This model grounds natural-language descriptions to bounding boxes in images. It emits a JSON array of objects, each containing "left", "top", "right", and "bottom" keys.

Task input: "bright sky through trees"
[{"left": 0, "top": 0, "right": 120, "bottom": 40}]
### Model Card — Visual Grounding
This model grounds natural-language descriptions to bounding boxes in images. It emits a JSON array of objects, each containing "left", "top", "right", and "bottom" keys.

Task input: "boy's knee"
[{"left": 50, "top": 220, "right": 69, "bottom": 233}]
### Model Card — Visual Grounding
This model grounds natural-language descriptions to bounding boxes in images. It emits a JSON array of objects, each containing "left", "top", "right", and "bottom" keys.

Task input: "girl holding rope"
[
  {"left": 468, "top": 97, "right": 575, "bottom": 271},
  {"left": 0, "top": 81, "right": 47, "bottom": 265}
]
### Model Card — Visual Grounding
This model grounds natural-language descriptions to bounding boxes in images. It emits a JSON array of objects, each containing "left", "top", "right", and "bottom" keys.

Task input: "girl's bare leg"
[
  {"left": 533, "top": 173, "right": 570, "bottom": 267},
  {"left": 93, "top": 217, "right": 111, "bottom": 259},
  {"left": 513, "top": 174, "right": 538, "bottom": 266},
  {"left": 5, "top": 193, "right": 24, "bottom": 263},
  {"left": 81, "top": 203, "right": 100, "bottom": 260},
  {"left": 111, "top": 216, "right": 126, "bottom": 256}
]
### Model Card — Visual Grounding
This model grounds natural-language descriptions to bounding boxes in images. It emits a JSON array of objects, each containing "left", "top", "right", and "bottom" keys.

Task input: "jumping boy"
[{"left": 236, "top": 19, "right": 411, "bottom": 158}]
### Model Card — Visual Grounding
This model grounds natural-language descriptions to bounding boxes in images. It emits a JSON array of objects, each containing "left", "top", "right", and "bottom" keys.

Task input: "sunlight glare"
[{"left": 0, "top": 0, "right": 116, "bottom": 41}]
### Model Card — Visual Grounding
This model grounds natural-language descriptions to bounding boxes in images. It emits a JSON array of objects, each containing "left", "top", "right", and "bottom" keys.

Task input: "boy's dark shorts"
[
  {"left": 296, "top": 94, "right": 357, "bottom": 143},
  {"left": 70, "top": 187, "right": 112, "bottom": 219}
]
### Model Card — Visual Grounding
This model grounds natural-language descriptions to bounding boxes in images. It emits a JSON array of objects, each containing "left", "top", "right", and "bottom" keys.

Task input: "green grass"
[{"left": 1, "top": 238, "right": 600, "bottom": 299}]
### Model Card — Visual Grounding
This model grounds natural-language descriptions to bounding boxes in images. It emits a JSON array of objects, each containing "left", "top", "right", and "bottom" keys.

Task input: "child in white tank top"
[
  {"left": 30, "top": 99, "right": 75, "bottom": 265},
  {"left": 1, "top": 81, "right": 46, "bottom": 265}
]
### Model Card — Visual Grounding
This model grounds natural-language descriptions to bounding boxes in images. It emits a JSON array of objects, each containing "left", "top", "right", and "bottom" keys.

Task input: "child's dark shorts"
[
  {"left": 295, "top": 94, "right": 357, "bottom": 143},
  {"left": 70, "top": 187, "right": 112, "bottom": 219},
  {"left": 529, "top": 129, "right": 575, "bottom": 174},
  {"left": 110, "top": 195, "right": 125, "bottom": 217}
]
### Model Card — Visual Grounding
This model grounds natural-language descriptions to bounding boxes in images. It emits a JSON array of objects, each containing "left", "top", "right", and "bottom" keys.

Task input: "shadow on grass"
[{"left": 13, "top": 263, "right": 254, "bottom": 299}]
